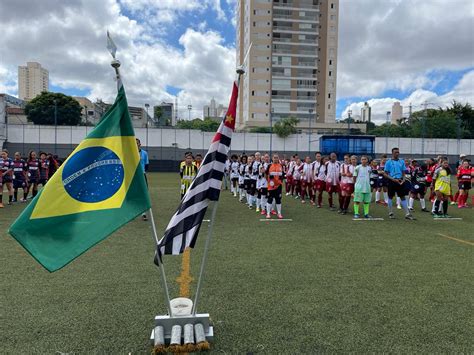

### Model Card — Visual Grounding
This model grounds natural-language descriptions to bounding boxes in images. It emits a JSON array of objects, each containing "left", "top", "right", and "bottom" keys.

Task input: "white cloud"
[
  {"left": 337, "top": 0, "right": 474, "bottom": 98},
  {"left": 0, "top": 0, "right": 236, "bottom": 119},
  {"left": 341, "top": 70, "right": 474, "bottom": 123}
]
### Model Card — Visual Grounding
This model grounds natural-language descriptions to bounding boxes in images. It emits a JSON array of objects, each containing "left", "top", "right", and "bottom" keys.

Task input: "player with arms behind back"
[{"left": 266, "top": 153, "right": 285, "bottom": 220}]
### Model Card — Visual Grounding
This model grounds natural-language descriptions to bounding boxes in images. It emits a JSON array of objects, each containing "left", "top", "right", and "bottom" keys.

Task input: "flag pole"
[
  {"left": 192, "top": 200, "right": 219, "bottom": 315},
  {"left": 192, "top": 69, "right": 244, "bottom": 316},
  {"left": 107, "top": 31, "right": 172, "bottom": 315},
  {"left": 148, "top": 208, "right": 173, "bottom": 316}
]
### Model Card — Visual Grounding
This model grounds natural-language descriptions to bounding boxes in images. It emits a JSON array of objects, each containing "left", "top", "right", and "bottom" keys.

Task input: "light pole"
[
  {"left": 145, "top": 103, "right": 150, "bottom": 149},
  {"left": 385, "top": 111, "right": 390, "bottom": 154},
  {"left": 270, "top": 108, "right": 274, "bottom": 155},
  {"left": 53, "top": 99, "right": 58, "bottom": 155},
  {"left": 187, "top": 105, "right": 192, "bottom": 149},
  {"left": 187, "top": 105, "right": 192, "bottom": 121},
  {"left": 308, "top": 108, "right": 314, "bottom": 155},
  {"left": 348, "top": 109, "right": 352, "bottom": 135},
  {"left": 456, "top": 113, "right": 462, "bottom": 155}
]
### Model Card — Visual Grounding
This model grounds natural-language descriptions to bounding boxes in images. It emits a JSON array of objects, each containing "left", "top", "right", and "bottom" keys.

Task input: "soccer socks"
[
  {"left": 396, "top": 196, "right": 401, "bottom": 207},
  {"left": 401, "top": 199, "right": 409, "bottom": 214},
  {"left": 354, "top": 204, "right": 360, "bottom": 215},
  {"left": 256, "top": 197, "right": 261, "bottom": 210},
  {"left": 9, "top": 195, "right": 13, "bottom": 203},
  {"left": 328, "top": 194, "right": 333, "bottom": 207},
  {"left": 383, "top": 192, "right": 389, "bottom": 203},
  {"left": 338, "top": 195, "right": 344, "bottom": 209},
  {"left": 261, "top": 196, "right": 267, "bottom": 211},
  {"left": 408, "top": 197, "right": 414, "bottom": 209},
  {"left": 442, "top": 200, "right": 448, "bottom": 214},
  {"left": 420, "top": 198, "right": 426, "bottom": 209},
  {"left": 276, "top": 204, "right": 282, "bottom": 215},
  {"left": 434, "top": 199, "right": 441, "bottom": 214},
  {"left": 387, "top": 199, "right": 393, "bottom": 213},
  {"left": 375, "top": 191, "right": 380, "bottom": 202},
  {"left": 345, "top": 196, "right": 351, "bottom": 210},
  {"left": 13, "top": 190, "right": 18, "bottom": 201},
  {"left": 363, "top": 203, "right": 370, "bottom": 216},
  {"left": 317, "top": 192, "right": 323, "bottom": 206}
]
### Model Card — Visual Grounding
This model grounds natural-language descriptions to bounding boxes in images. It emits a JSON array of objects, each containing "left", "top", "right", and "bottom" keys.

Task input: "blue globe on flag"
[{"left": 62, "top": 147, "right": 125, "bottom": 203}]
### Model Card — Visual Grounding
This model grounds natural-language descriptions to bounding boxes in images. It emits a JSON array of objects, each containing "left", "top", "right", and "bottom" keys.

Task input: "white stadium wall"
[{"left": 3, "top": 124, "right": 474, "bottom": 160}]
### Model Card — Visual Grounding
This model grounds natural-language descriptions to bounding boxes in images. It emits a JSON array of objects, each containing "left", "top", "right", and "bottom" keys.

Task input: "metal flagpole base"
[{"left": 150, "top": 314, "right": 214, "bottom": 345}]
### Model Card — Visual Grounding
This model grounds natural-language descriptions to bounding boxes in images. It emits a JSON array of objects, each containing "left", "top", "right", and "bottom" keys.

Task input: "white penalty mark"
[
  {"left": 352, "top": 218, "right": 384, "bottom": 221},
  {"left": 259, "top": 219, "right": 293, "bottom": 222}
]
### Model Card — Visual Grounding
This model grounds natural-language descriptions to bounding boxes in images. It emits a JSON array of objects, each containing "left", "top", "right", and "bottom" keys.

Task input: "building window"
[
  {"left": 328, "top": 104, "right": 331, "bottom": 109},
  {"left": 329, "top": 71, "right": 332, "bottom": 76},
  {"left": 331, "top": 3, "right": 334, "bottom": 9},
  {"left": 328, "top": 93, "right": 331, "bottom": 98},
  {"left": 329, "top": 60, "right": 332, "bottom": 65}
]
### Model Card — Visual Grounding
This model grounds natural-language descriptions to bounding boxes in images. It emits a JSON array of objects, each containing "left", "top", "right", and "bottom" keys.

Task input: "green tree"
[
  {"left": 25, "top": 92, "right": 82, "bottom": 125},
  {"left": 273, "top": 117, "right": 299, "bottom": 138},
  {"left": 176, "top": 117, "right": 220, "bottom": 132},
  {"left": 445, "top": 100, "right": 474, "bottom": 138}
]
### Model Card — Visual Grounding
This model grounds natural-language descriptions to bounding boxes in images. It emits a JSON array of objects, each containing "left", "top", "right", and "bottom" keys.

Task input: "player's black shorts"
[
  {"left": 231, "top": 177, "right": 239, "bottom": 183},
  {"left": 387, "top": 179, "right": 409, "bottom": 198},
  {"left": 2, "top": 175, "right": 12, "bottom": 183},
  {"left": 13, "top": 179, "right": 27, "bottom": 189},
  {"left": 370, "top": 178, "right": 378, "bottom": 189},
  {"left": 376, "top": 177, "right": 387, "bottom": 188},
  {"left": 410, "top": 182, "right": 426, "bottom": 195},
  {"left": 243, "top": 179, "right": 250, "bottom": 191},
  {"left": 258, "top": 187, "right": 268, "bottom": 198},
  {"left": 248, "top": 179, "right": 257, "bottom": 195},
  {"left": 267, "top": 185, "right": 282, "bottom": 204},
  {"left": 458, "top": 181, "right": 471, "bottom": 190},
  {"left": 29, "top": 177, "right": 39, "bottom": 184}
]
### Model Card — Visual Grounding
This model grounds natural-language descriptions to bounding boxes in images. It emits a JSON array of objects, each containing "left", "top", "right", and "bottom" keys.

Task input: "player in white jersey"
[
  {"left": 247, "top": 153, "right": 260, "bottom": 209},
  {"left": 292, "top": 157, "right": 302, "bottom": 199},
  {"left": 339, "top": 154, "right": 357, "bottom": 214},
  {"left": 325, "top": 152, "right": 341, "bottom": 210},
  {"left": 229, "top": 154, "right": 240, "bottom": 197},
  {"left": 311, "top": 152, "right": 324, "bottom": 207},
  {"left": 285, "top": 155, "right": 296, "bottom": 196},
  {"left": 257, "top": 153, "right": 270, "bottom": 215},
  {"left": 238, "top": 155, "right": 248, "bottom": 202},
  {"left": 299, "top": 156, "right": 313, "bottom": 204}
]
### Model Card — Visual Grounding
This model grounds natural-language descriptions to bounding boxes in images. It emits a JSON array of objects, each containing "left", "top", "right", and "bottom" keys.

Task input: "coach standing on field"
[
  {"left": 384, "top": 147, "right": 415, "bottom": 220},
  {"left": 136, "top": 138, "right": 149, "bottom": 221}
]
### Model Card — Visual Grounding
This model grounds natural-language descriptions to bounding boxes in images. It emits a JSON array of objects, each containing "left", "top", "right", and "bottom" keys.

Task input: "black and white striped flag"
[{"left": 155, "top": 82, "right": 239, "bottom": 264}]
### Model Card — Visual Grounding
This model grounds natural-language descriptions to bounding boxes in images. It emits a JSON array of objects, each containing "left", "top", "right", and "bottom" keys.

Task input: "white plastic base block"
[
  {"left": 259, "top": 219, "right": 293, "bottom": 222},
  {"left": 150, "top": 313, "right": 214, "bottom": 345}
]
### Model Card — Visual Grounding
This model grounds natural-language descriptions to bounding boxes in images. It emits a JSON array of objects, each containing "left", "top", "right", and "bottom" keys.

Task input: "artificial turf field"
[{"left": 1, "top": 173, "right": 473, "bottom": 354}]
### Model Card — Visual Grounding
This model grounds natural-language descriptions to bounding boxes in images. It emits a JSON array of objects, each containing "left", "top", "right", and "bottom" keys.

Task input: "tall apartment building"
[
  {"left": 18, "top": 62, "right": 49, "bottom": 101},
  {"left": 236, "top": 0, "right": 339, "bottom": 130},
  {"left": 391, "top": 101, "right": 403, "bottom": 124}
]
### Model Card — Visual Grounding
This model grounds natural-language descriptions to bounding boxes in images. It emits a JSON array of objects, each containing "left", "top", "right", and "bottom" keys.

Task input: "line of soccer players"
[
  {"left": 0, "top": 149, "right": 59, "bottom": 207},
  {"left": 225, "top": 150, "right": 473, "bottom": 219}
]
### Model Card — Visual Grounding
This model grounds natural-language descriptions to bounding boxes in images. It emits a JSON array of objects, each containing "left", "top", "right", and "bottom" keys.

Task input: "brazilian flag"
[{"left": 9, "top": 85, "right": 151, "bottom": 272}]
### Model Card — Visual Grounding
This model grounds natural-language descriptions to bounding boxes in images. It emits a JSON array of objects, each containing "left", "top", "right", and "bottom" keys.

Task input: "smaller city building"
[{"left": 154, "top": 102, "right": 174, "bottom": 126}]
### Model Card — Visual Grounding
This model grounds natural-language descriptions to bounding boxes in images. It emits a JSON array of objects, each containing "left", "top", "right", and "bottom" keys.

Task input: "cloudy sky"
[{"left": 0, "top": 0, "right": 473, "bottom": 123}]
